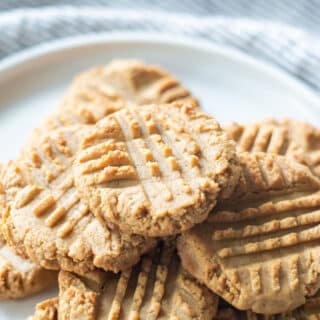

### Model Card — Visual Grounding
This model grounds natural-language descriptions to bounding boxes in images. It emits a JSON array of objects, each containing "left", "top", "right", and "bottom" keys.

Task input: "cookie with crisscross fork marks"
[
  {"left": 54, "top": 241, "right": 218, "bottom": 320},
  {"left": 73, "top": 102, "right": 240, "bottom": 237},
  {"left": 0, "top": 166, "right": 57, "bottom": 299},
  {"left": 216, "top": 291, "right": 320, "bottom": 320},
  {"left": 43, "top": 60, "right": 198, "bottom": 130},
  {"left": 225, "top": 119, "right": 320, "bottom": 177},
  {"left": 1, "top": 126, "right": 155, "bottom": 275},
  {"left": 27, "top": 244, "right": 218, "bottom": 320},
  {"left": 178, "top": 152, "right": 320, "bottom": 315}
]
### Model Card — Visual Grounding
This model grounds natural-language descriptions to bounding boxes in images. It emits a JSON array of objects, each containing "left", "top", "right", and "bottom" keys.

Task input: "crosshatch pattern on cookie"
[
  {"left": 178, "top": 152, "right": 320, "bottom": 315},
  {"left": 0, "top": 168, "right": 57, "bottom": 300},
  {"left": 225, "top": 119, "right": 320, "bottom": 177},
  {"left": 57, "top": 242, "right": 218, "bottom": 320},
  {"left": 43, "top": 60, "right": 198, "bottom": 129},
  {"left": 74, "top": 103, "right": 240, "bottom": 237},
  {"left": 1, "top": 126, "right": 155, "bottom": 275}
]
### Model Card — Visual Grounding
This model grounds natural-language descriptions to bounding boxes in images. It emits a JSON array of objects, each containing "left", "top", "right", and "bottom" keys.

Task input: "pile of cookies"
[{"left": 0, "top": 60, "right": 320, "bottom": 320}]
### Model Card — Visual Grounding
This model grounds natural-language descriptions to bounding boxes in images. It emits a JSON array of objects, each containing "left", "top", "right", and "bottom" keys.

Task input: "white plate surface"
[{"left": 0, "top": 32, "right": 319, "bottom": 319}]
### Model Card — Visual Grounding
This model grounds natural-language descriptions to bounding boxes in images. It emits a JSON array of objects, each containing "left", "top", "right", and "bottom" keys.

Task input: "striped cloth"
[{"left": 0, "top": 1, "right": 320, "bottom": 92}]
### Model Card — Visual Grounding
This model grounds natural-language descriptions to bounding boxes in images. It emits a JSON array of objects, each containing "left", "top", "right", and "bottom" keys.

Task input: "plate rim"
[{"left": 0, "top": 31, "right": 319, "bottom": 110}]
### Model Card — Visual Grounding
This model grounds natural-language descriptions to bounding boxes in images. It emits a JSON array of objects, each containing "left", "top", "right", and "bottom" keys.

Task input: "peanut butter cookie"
[
  {"left": 0, "top": 166, "right": 57, "bottom": 299},
  {"left": 28, "top": 244, "right": 218, "bottom": 320},
  {"left": 178, "top": 152, "right": 320, "bottom": 314},
  {"left": 45, "top": 60, "right": 198, "bottom": 129},
  {"left": 1, "top": 126, "right": 155, "bottom": 275},
  {"left": 28, "top": 298, "right": 58, "bottom": 320},
  {"left": 216, "top": 291, "right": 320, "bottom": 319},
  {"left": 57, "top": 242, "right": 218, "bottom": 319},
  {"left": 225, "top": 119, "right": 320, "bottom": 176},
  {"left": 74, "top": 102, "right": 240, "bottom": 237},
  {"left": 0, "top": 232, "right": 57, "bottom": 300}
]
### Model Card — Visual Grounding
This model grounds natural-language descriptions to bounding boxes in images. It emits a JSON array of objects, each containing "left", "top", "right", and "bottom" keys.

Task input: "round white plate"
[{"left": 0, "top": 32, "right": 319, "bottom": 319}]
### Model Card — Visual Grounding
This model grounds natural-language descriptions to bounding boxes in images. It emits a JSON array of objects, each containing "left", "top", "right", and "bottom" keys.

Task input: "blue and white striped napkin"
[{"left": 0, "top": 2, "right": 319, "bottom": 92}]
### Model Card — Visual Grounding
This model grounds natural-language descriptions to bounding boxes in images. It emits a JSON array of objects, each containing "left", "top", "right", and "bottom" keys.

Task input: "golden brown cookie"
[
  {"left": 57, "top": 241, "right": 218, "bottom": 320},
  {"left": 225, "top": 119, "right": 320, "bottom": 176},
  {"left": 28, "top": 298, "right": 59, "bottom": 320},
  {"left": 245, "top": 290, "right": 320, "bottom": 319},
  {"left": 178, "top": 152, "right": 320, "bottom": 315},
  {"left": 45, "top": 59, "right": 198, "bottom": 129},
  {"left": 0, "top": 166, "right": 57, "bottom": 300},
  {"left": 1, "top": 126, "right": 156, "bottom": 275},
  {"left": 0, "top": 233, "right": 57, "bottom": 300},
  {"left": 73, "top": 102, "right": 240, "bottom": 237},
  {"left": 216, "top": 291, "right": 320, "bottom": 320}
]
